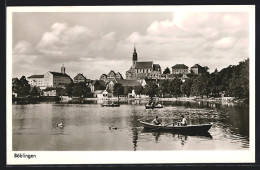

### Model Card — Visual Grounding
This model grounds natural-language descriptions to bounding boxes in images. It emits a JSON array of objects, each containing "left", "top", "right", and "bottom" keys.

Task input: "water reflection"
[{"left": 12, "top": 100, "right": 249, "bottom": 151}]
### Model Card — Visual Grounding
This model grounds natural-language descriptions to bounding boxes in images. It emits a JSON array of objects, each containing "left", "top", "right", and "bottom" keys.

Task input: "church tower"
[
  {"left": 132, "top": 45, "right": 138, "bottom": 66},
  {"left": 61, "top": 64, "right": 65, "bottom": 74}
]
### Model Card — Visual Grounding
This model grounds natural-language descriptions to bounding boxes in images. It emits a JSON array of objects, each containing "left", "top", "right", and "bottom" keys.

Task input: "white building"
[
  {"left": 28, "top": 65, "right": 72, "bottom": 89},
  {"left": 27, "top": 75, "right": 45, "bottom": 89}
]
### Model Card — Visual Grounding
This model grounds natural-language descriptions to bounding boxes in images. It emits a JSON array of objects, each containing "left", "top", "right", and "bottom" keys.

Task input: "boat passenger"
[
  {"left": 151, "top": 116, "right": 161, "bottom": 125},
  {"left": 180, "top": 115, "right": 187, "bottom": 126}
]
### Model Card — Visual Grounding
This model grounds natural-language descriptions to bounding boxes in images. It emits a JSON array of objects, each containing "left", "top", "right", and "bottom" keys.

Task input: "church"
[{"left": 125, "top": 46, "right": 161, "bottom": 80}]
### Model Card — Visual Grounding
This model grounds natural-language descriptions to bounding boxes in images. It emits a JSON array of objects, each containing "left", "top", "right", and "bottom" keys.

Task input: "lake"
[{"left": 12, "top": 100, "right": 249, "bottom": 151}]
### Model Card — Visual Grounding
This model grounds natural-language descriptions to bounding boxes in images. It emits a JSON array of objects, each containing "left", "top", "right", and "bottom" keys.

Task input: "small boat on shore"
[
  {"left": 145, "top": 104, "right": 163, "bottom": 109},
  {"left": 140, "top": 121, "right": 212, "bottom": 133},
  {"left": 101, "top": 103, "right": 120, "bottom": 107}
]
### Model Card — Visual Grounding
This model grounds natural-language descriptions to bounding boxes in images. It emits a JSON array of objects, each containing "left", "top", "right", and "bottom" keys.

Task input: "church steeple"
[
  {"left": 61, "top": 64, "right": 65, "bottom": 74},
  {"left": 132, "top": 45, "right": 138, "bottom": 66}
]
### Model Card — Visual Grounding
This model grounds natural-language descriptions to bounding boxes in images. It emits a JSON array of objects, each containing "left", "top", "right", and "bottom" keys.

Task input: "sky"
[{"left": 12, "top": 11, "right": 250, "bottom": 79}]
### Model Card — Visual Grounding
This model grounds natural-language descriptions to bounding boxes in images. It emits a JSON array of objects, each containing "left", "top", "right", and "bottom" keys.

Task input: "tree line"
[
  {"left": 12, "top": 59, "right": 249, "bottom": 100},
  {"left": 113, "top": 59, "right": 249, "bottom": 99}
]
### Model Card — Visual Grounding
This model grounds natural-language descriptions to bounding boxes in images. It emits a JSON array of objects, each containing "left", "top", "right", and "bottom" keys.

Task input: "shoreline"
[{"left": 12, "top": 96, "right": 248, "bottom": 105}]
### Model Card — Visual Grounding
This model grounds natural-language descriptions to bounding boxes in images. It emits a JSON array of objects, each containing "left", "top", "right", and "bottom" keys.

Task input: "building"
[
  {"left": 107, "top": 70, "right": 116, "bottom": 82},
  {"left": 27, "top": 75, "right": 45, "bottom": 89},
  {"left": 44, "top": 71, "right": 72, "bottom": 88},
  {"left": 42, "top": 87, "right": 67, "bottom": 96},
  {"left": 172, "top": 64, "right": 189, "bottom": 75},
  {"left": 94, "top": 90, "right": 108, "bottom": 99},
  {"left": 99, "top": 74, "right": 107, "bottom": 82},
  {"left": 115, "top": 72, "right": 123, "bottom": 80},
  {"left": 27, "top": 65, "right": 72, "bottom": 89},
  {"left": 89, "top": 80, "right": 106, "bottom": 93},
  {"left": 190, "top": 64, "right": 206, "bottom": 74},
  {"left": 99, "top": 71, "right": 123, "bottom": 83},
  {"left": 126, "top": 46, "right": 161, "bottom": 80},
  {"left": 74, "top": 73, "right": 87, "bottom": 83}
]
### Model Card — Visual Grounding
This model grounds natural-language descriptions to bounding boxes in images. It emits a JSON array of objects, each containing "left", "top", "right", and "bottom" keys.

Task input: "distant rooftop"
[
  {"left": 49, "top": 72, "right": 70, "bottom": 77},
  {"left": 191, "top": 64, "right": 203, "bottom": 68},
  {"left": 28, "top": 75, "right": 44, "bottom": 78},
  {"left": 135, "top": 61, "right": 153, "bottom": 69},
  {"left": 172, "top": 64, "right": 189, "bottom": 69}
]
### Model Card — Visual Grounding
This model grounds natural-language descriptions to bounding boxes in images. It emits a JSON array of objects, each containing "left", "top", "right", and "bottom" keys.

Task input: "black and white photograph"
[{"left": 6, "top": 5, "right": 255, "bottom": 164}]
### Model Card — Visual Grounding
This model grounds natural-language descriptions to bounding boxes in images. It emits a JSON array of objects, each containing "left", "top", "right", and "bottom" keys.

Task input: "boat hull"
[
  {"left": 145, "top": 106, "right": 163, "bottom": 109},
  {"left": 140, "top": 121, "right": 212, "bottom": 133},
  {"left": 101, "top": 104, "right": 120, "bottom": 107}
]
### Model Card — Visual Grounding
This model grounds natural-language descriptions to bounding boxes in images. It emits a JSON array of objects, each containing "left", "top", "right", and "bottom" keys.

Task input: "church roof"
[
  {"left": 172, "top": 64, "right": 189, "bottom": 69},
  {"left": 135, "top": 61, "right": 153, "bottom": 69},
  {"left": 28, "top": 75, "right": 44, "bottom": 78},
  {"left": 50, "top": 72, "right": 70, "bottom": 77}
]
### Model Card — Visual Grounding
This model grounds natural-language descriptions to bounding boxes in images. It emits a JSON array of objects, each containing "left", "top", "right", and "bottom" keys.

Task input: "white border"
[{"left": 6, "top": 5, "right": 255, "bottom": 165}]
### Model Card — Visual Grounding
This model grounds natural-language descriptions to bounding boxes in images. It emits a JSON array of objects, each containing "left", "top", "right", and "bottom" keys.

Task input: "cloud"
[
  {"left": 12, "top": 13, "right": 249, "bottom": 79},
  {"left": 213, "top": 37, "right": 236, "bottom": 49}
]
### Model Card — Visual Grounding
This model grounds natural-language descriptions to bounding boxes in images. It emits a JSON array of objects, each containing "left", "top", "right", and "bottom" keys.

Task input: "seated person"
[
  {"left": 180, "top": 115, "right": 187, "bottom": 126},
  {"left": 151, "top": 116, "right": 161, "bottom": 125}
]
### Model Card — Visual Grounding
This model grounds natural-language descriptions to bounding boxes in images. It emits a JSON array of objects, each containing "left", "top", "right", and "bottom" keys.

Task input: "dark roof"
[
  {"left": 74, "top": 73, "right": 86, "bottom": 79},
  {"left": 50, "top": 72, "right": 70, "bottom": 77},
  {"left": 191, "top": 64, "right": 202, "bottom": 68},
  {"left": 153, "top": 64, "right": 161, "bottom": 71},
  {"left": 172, "top": 64, "right": 189, "bottom": 69},
  {"left": 107, "top": 70, "right": 116, "bottom": 76},
  {"left": 28, "top": 75, "right": 44, "bottom": 78},
  {"left": 117, "top": 80, "right": 140, "bottom": 87},
  {"left": 135, "top": 62, "right": 153, "bottom": 69}
]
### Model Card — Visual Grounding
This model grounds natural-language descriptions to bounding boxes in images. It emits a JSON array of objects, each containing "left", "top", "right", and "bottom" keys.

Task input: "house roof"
[
  {"left": 191, "top": 64, "right": 202, "bottom": 68},
  {"left": 49, "top": 72, "right": 70, "bottom": 77},
  {"left": 107, "top": 70, "right": 116, "bottom": 76},
  {"left": 117, "top": 80, "right": 140, "bottom": 87},
  {"left": 28, "top": 75, "right": 44, "bottom": 78},
  {"left": 172, "top": 64, "right": 189, "bottom": 69},
  {"left": 74, "top": 73, "right": 86, "bottom": 79},
  {"left": 135, "top": 61, "right": 153, "bottom": 69}
]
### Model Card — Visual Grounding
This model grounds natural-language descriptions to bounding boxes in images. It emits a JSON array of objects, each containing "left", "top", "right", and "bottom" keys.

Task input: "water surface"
[{"left": 12, "top": 100, "right": 249, "bottom": 151}]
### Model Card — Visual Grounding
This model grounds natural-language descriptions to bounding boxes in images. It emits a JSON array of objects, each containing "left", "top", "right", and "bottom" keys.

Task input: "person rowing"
[
  {"left": 178, "top": 115, "right": 187, "bottom": 126},
  {"left": 151, "top": 116, "right": 161, "bottom": 125}
]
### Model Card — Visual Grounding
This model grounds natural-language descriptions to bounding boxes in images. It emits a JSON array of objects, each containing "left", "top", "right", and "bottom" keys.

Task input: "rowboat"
[
  {"left": 140, "top": 121, "right": 212, "bottom": 133},
  {"left": 101, "top": 103, "right": 120, "bottom": 107},
  {"left": 145, "top": 105, "right": 163, "bottom": 109}
]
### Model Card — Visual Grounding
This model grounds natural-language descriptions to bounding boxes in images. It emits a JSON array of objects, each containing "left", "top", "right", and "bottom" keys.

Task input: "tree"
[
  {"left": 14, "top": 76, "right": 31, "bottom": 97},
  {"left": 30, "top": 86, "right": 39, "bottom": 96},
  {"left": 65, "top": 83, "right": 74, "bottom": 97},
  {"left": 158, "top": 80, "right": 170, "bottom": 97},
  {"left": 169, "top": 78, "right": 182, "bottom": 98},
  {"left": 181, "top": 78, "right": 193, "bottom": 97},
  {"left": 226, "top": 59, "right": 249, "bottom": 98},
  {"left": 72, "top": 82, "right": 89, "bottom": 97},
  {"left": 143, "top": 81, "right": 159, "bottom": 98},
  {"left": 134, "top": 85, "right": 143, "bottom": 95},
  {"left": 95, "top": 81, "right": 106, "bottom": 91},
  {"left": 124, "top": 86, "right": 133, "bottom": 95},
  {"left": 113, "top": 83, "right": 124, "bottom": 99},
  {"left": 163, "top": 67, "right": 171, "bottom": 74}
]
